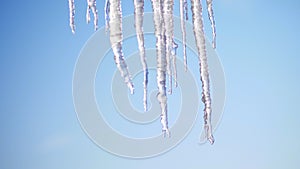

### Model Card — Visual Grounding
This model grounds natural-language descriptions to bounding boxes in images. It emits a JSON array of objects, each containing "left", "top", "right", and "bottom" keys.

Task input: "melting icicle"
[
  {"left": 86, "top": 0, "right": 99, "bottom": 31},
  {"left": 206, "top": 0, "right": 216, "bottom": 49},
  {"left": 191, "top": 0, "right": 214, "bottom": 144},
  {"left": 68, "top": 0, "right": 75, "bottom": 34},
  {"left": 109, "top": 0, "right": 134, "bottom": 94},
  {"left": 133, "top": 0, "right": 148, "bottom": 112},
  {"left": 105, "top": 0, "right": 110, "bottom": 32},
  {"left": 163, "top": 0, "right": 175, "bottom": 94},
  {"left": 180, "top": 0, "right": 187, "bottom": 71},
  {"left": 151, "top": 0, "right": 170, "bottom": 137}
]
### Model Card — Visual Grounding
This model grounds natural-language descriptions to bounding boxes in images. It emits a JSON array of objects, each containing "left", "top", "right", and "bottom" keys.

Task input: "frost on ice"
[{"left": 68, "top": 0, "right": 218, "bottom": 144}]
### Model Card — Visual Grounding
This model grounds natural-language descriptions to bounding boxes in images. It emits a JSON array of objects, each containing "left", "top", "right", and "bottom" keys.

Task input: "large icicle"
[
  {"left": 133, "top": 0, "right": 148, "bottom": 111},
  {"left": 151, "top": 0, "right": 170, "bottom": 137},
  {"left": 109, "top": 0, "right": 134, "bottom": 94},
  {"left": 191, "top": 0, "right": 214, "bottom": 144},
  {"left": 180, "top": 0, "right": 188, "bottom": 71},
  {"left": 105, "top": 0, "right": 110, "bottom": 32},
  {"left": 68, "top": 0, "right": 75, "bottom": 34},
  {"left": 163, "top": 0, "right": 175, "bottom": 94},
  {"left": 86, "top": 0, "right": 99, "bottom": 31},
  {"left": 206, "top": 0, "right": 216, "bottom": 49}
]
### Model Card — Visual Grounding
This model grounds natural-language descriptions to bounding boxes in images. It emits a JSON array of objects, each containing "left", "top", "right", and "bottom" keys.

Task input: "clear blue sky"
[{"left": 0, "top": 0, "right": 300, "bottom": 169}]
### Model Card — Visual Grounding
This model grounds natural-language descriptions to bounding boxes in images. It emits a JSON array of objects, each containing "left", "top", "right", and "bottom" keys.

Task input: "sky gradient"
[{"left": 0, "top": 0, "right": 300, "bottom": 169}]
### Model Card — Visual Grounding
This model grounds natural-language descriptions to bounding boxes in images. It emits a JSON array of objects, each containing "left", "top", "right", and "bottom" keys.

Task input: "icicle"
[
  {"left": 184, "top": 0, "right": 188, "bottom": 20},
  {"left": 67, "top": 0, "right": 219, "bottom": 143},
  {"left": 110, "top": 0, "right": 134, "bottom": 94},
  {"left": 133, "top": 0, "right": 148, "bottom": 111},
  {"left": 86, "top": 0, "right": 99, "bottom": 31},
  {"left": 180, "top": 0, "right": 187, "bottom": 71},
  {"left": 206, "top": 0, "right": 216, "bottom": 49},
  {"left": 171, "top": 41, "right": 178, "bottom": 87},
  {"left": 162, "top": 0, "right": 175, "bottom": 94},
  {"left": 105, "top": 0, "right": 110, "bottom": 32},
  {"left": 86, "top": 0, "right": 91, "bottom": 23},
  {"left": 68, "top": 0, "right": 75, "bottom": 34},
  {"left": 191, "top": 0, "right": 214, "bottom": 144},
  {"left": 151, "top": 0, "right": 170, "bottom": 137}
]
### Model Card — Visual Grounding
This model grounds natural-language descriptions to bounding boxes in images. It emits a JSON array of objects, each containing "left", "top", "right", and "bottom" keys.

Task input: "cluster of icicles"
[{"left": 69, "top": 0, "right": 217, "bottom": 144}]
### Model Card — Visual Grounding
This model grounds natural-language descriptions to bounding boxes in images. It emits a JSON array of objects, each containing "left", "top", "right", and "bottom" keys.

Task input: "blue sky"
[{"left": 0, "top": 0, "right": 300, "bottom": 169}]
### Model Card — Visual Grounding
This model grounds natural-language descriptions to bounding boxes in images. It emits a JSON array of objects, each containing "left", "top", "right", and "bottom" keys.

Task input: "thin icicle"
[
  {"left": 162, "top": 0, "right": 175, "bottom": 94},
  {"left": 105, "top": 0, "right": 110, "bottom": 32},
  {"left": 151, "top": 0, "right": 170, "bottom": 137},
  {"left": 86, "top": 0, "right": 90, "bottom": 23},
  {"left": 110, "top": 0, "right": 134, "bottom": 94},
  {"left": 68, "top": 0, "right": 75, "bottom": 34},
  {"left": 171, "top": 41, "right": 178, "bottom": 87},
  {"left": 86, "top": 0, "right": 99, "bottom": 31},
  {"left": 206, "top": 0, "right": 216, "bottom": 49},
  {"left": 191, "top": 0, "right": 214, "bottom": 144},
  {"left": 134, "top": 0, "right": 148, "bottom": 112},
  {"left": 180, "top": 0, "right": 187, "bottom": 71},
  {"left": 184, "top": 0, "right": 188, "bottom": 20}
]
